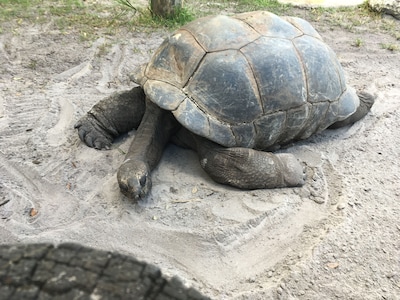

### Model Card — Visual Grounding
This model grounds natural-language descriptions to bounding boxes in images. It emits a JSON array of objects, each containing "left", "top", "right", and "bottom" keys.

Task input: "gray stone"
[
  {"left": 369, "top": 0, "right": 400, "bottom": 19},
  {"left": 278, "top": 0, "right": 364, "bottom": 7}
]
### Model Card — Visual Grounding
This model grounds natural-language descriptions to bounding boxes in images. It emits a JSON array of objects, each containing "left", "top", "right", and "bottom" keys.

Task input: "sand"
[{"left": 0, "top": 8, "right": 399, "bottom": 299}]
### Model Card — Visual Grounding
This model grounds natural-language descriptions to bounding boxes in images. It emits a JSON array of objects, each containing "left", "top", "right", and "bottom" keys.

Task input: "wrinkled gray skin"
[{"left": 75, "top": 87, "right": 374, "bottom": 200}]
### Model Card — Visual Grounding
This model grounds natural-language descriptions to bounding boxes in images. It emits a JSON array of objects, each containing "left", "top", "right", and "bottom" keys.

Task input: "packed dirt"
[{"left": 1, "top": 6, "right": 399, "bottom": 300}]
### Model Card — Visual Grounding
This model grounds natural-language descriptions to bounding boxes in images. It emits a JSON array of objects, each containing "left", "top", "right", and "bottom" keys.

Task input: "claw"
[
  {"left": 94, "top": 141, "right": 104, "bottom": 150},
  {"left": 77, "top": 127, "right": 87, "bottom": 143},
  {"left": 74, "top": 120, "right": 81, "bottom": 129},
  {"left": 85, "top": 135, "right": 94, "bottom": 148},
  {"left": 75, "top": 114, "right": 114, "bottom": 150}
]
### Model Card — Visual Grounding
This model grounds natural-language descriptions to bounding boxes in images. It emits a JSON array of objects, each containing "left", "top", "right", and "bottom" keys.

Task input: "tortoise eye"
[{"left": 139, "top": 175, "right": 147, "bottom": 187}]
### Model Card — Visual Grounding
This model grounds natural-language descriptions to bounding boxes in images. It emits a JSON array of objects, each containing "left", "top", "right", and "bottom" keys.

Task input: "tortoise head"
[{"left": 117, "top": 159, "right": 152, "bottom": 201}]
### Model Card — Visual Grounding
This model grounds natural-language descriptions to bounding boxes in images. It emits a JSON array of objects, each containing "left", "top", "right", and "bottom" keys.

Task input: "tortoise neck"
[{"left": 124, "top": 99, "right": 179, "bottom": 170}]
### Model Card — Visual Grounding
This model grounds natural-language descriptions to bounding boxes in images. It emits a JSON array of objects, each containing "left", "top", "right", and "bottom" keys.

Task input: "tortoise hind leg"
[
  {"left": 329, "top": 91, "right": 376, "bottom": 129},
  {"left": 200, "top": 147, "right": 306, "bottom": 189},
  {"left": 173, "top": 129, "right": 305, "bottom": 189},
  {"left": 75, "top": 86, "right": 146, "bottom": 149}
]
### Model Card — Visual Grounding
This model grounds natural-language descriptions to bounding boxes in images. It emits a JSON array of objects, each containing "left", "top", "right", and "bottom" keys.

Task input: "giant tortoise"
[{"left": 75, "top": 11, "right": 375, "bottom": 200}]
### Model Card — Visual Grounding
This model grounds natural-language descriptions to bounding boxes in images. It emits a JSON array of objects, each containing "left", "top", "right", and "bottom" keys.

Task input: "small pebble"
[
  {"left": 337, "top": 203, "right": 346, "bottom": 210},
  {"left": 313, "top": 197, "right": 325, "bottom": 204},
  {"left": 247, "top": 277, "right": 255, "bottom": 283},
  {"left": 386, "top": 272, "right": 396, "bottom": 278}
]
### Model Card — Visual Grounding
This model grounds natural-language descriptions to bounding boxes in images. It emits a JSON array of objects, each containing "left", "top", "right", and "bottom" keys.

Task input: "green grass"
[
  {"left": 0, "top": 0, "right": 83, "bottom": 20},
  {"left": 0, "top": 0, "right": 112, "bottom": 33},
  {"left": 353, "top": 38, "right": 364, "bottom": 47},
  {"left": 381, "top": 43, "right": 399, "bottom": 51},
  {"left": 235, "top": 0, "right": 290, "bottom": 13},
  {"left": 116, "top": 0, "right": 138, "bottom": 12},
  {"left": 0, "top": 0, "right": 399, "bottom": 44},
  {"left": 134, "top": 6, "right": 195, "bottom": 28}
]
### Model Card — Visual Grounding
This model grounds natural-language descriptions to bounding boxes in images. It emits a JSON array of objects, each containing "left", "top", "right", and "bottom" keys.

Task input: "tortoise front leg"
[
  {"left": 75, "top": 86, "right": 146, "bottom": 149},
  {"left": 173, "top": 129, "right": 305, "bottom": 189}
]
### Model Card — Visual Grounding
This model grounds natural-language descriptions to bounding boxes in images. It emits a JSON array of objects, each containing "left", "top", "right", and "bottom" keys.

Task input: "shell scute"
[
  {"left": 145, "top": 30, "right": 205, "bottom": 88},
  {"left": 280, "top": 104, "right": 311, "bottom": 144},
  {"left": 143, "top": 80, "right": 186, "bottom": 111},
  {"left": 183, "top": 15, "right": 259, "bottom": 51},
  {"left": 232, "top": 123, "right": 256, "bottom": 148},
  {"left": 241, "top": 37, "right": 306, "bottom": 113},
  {"left": 207, "top": 116, "right": 236, "bottom": 147},
  {"left": 185, "top": 50, "right": 263, "bottom": 124},
  {"left": 254, "top": 111, "right": 287, "bottom": 150},
  {"left": 297, "top": 102, "right": 330, "bottom": 140},
  {"left": 293, "top": 36, "right": 344, "bottom": 103},
  {"left": 173, "top": 98, "right": 210, "bottom": 138},
  {"left": 336, "top": 87, "right": 360, "bottom": 119},
  {"left": 283, "top": 16, "right": 322, "bottom": 39},
  {"left": 234, "top": 11, "right": 302, "bottom": 39}
]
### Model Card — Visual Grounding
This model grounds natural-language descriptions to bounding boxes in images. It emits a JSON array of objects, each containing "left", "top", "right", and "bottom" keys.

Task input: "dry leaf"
[
  {"left": 326, "top": 262, "right": 339, "bottom": 269},
  {"left": 29, "top": 208, "right": 38, "bottom": 217}
]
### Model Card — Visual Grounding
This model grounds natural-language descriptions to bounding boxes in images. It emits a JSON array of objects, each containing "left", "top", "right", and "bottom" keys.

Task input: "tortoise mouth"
[
  {"left": 118, "top": 175, "right": 152, "bottom": 201},
  {"left": 117, "top": 160, "right": 152, "bottom": 201}
]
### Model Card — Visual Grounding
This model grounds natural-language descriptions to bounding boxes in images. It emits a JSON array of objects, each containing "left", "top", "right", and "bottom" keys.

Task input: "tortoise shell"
[{"left": 131, "top": 11, "right": 359, "bottom": 149}]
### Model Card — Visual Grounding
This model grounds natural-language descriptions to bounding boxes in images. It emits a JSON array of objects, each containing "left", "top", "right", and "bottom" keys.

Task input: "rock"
[
  {"left": 369, "top": 0, "right": 400, "bottom": 19},
  {"left": 278, "top": 0, "right": 364, "bottom": 7}
]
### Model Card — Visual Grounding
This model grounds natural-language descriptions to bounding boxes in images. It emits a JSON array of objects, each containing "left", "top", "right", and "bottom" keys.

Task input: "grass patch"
[
  {"left": 235, "top": 0, "right": 290, "bottom": 13},
  {"left": 183, "top": 0, "right": 291, "bottom": 16},
  {"left": 113, "top": 0, "right": 195, "bottom": 29},
  {"left": 306, "top": 4, "right": 380, "bottom": 28},
  {"left": 0, "top": 0, "right": 83, "bottom": 21},
  {"left": 135, "top": 7, "right": 195, "bottom": 28},
  {"left": 287, "top": 3, "right": 400, "bottom": 40},
  {"left": 353, "top": 38, "right": 364, "bottom": 47},
  {"left": 96, "top": 42, "right": 112, "bottom": 57},
  {"left": 116, "top": 0, "right": 138, "bottom": 12},
  {"left": 381, "top": 43, "right": 399, "bottom": 51},
  {"left": 0, "top": 0, "right": 399, "bottom": 41},
  {"left": 0, "top": 0, "right": 116, "bottom": 35}
]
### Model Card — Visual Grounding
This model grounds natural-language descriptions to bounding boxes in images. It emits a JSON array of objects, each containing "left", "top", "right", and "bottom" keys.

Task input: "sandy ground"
[{"left": 1, "top": 7, "right": 399, "bottom": 300}]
